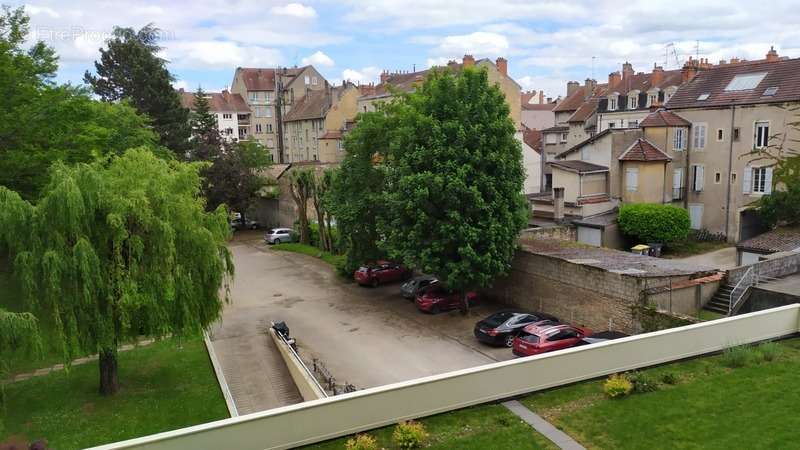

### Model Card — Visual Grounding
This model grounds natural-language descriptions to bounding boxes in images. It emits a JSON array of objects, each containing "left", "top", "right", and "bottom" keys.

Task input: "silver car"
[{"left": 264, "top": 228, "right": 294, "bottom": 244}]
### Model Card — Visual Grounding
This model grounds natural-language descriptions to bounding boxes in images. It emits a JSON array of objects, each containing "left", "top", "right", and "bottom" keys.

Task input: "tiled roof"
[
  {"left": 666, "top": 57, "right": 800, "bottom": 109},
  {"left": 549, "top": 160, "right": 609, "bottom": 173},
  {"left": 553, "top": 84, "right": 608, "bottom": 112},
  {"left": 235, "top": 67, "right": 305, "bottom": 91},
  {"left": 542, "top": 125, "right": 569, "bottom": 133},
  {"left": 283, "top": 90, "right": 329, "bottom": 122},
  {"left": 523, "top": 103, "right": 556, "bottom": 111},
  {"left": 639, "top": 109, "right": 691, "bottom": 127},
  {"left": 737, "top": 227, "right": 800, "bottom": 253},
  {"left": 567, "top": 99, "right": 599, "bottom": 123},
  {"left": 608, "top": 69, "right": 682, "bottom": 96},
  {"left": 556, "top": 129, "right": 612, "bottom": 159},
  {"left": 320, "top": 130, "right": 343, "bottom": 139},
  {"left": 618, "top": 138, "right": 671, "bottom": 162},
  {"left": 522, "top": 126, "right": 542, "bottom": 153},
  {"left": 179, "top": 90, "right": 251, "bottom": 113}
]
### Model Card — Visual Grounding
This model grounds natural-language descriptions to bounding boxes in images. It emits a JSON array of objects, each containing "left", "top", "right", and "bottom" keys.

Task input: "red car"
[
  {"left": 512, "top": 324, "right": 592, "bottom": 357},
  {"left": 415, "top": 286, "right": 478, "bottom": 314},
  {"left": 354, "top": 260, "right": 411, "bottom": 287}
]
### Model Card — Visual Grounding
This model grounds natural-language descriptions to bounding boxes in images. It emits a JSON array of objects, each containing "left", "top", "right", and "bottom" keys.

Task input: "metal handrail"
[
  {"left": 272, "top": 323, "right": 329, "bottom": 398},
  {"left": 728, "top": 266, "right": 755, "bottom": 316}
]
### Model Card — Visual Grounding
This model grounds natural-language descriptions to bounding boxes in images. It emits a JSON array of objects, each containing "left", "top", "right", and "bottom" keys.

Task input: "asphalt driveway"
[{"left": 217, "top": 232, "right": 514, "bottom": 392}]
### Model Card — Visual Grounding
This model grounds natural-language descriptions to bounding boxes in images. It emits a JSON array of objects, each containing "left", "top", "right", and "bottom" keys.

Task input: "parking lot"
[{"left": 217, "top": 231, "right": 515, "bottom": 393}]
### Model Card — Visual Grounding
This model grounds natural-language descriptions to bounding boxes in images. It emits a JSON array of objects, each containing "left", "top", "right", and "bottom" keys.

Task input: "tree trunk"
[
  {"left": 324, "top": 213, "right": 334, "bottom": 252},
  {"left": 99, "top": 349, "right": 119, "bottom": 396},
  {"left": 460, "top": 292, "right": 470, "bottom": 315}
]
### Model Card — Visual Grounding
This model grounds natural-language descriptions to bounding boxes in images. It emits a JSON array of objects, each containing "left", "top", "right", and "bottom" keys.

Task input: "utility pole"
[{"left": 275, "top": 67, "right": 286, "bottom": 164}]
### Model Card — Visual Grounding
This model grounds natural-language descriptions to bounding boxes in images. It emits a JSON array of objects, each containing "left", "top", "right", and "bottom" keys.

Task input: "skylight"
[
  {"left": 762, "top": 86, "right": 779, "bottom": 97},
  {"left": 724, "top": 72, "right": 768, "bottom": 91},
  {"left": 697, "top": 93, "right": 710, "bottom": 101}
]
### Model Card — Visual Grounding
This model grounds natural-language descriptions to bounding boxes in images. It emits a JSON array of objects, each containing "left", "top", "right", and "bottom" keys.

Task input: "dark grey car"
[{"left": 400, "top": 275, "right": 438, "bottom": 299}]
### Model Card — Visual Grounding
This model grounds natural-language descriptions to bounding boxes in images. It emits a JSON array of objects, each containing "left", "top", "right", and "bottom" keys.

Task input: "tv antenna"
[
  {"left": 591, "top": 56, "right": 596, "bottom": 79},
  {"left": 664, "top": 43, "right": 679, "bottom": 68}
]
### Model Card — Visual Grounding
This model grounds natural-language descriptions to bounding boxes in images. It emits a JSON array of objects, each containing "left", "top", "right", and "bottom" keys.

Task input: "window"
[
  {"left": 628, "top": 95, "right": 638, "bottom": 109},
  {"left": 717, "top": 129, "right": 724, "bottom": 142},
  {"left": 581, "top": 146, "right": 589, "bottom": 160},
  {"left": 672, "top": 168, "right": 684, "bottom": 200},
  {"left": 647, "top": 93, "right": 657, "bottom": 107},
  {"left": 312, "top": 76, "right": 318, "bottom": 85},
  {"left": 673, "top": 128, "right": 687, "bottom": 150},
  {"left": 724, "top": 72, "right": 767, "bottom": 91},
  {"left": 608, "top": 122, "right": 616, "bottom": 129},
  {"left": 697, "top": 93, "right": 710, "bottom": 101},
  {"left": 692, "top": 165, "right": 705, "bottom": 192},
  {"left": 265, "top": 92, "right": 272, "bottom": 104},
  {"left": 626, "top": 168, "right": 639, "bottom": 192},
  {"left": 222, "top": 113, "right": 232, "bottom": 119},
  {"left": 304, "top": 75, "right": 310, "bottom": 85},
  {"left": 248, "top": 92, "right": 257, "bottom": 102},
  {"left": 715, "top": 172, "right": 722, "bottom": 184},
  {"left": 733, "top": 127, "right": 741, "bottom": 141},
  {"left": 255, "top": 123, "right": 262, "bottom": 133},
  {"left": 254, "top": 106, "right": 267, "bottom": 118},
  {"left": 762, "top": 86, "right": 779, "bottom": 97},
  {"left": 226, "top": 128, "right": 233, "bottom": 135},
  {"left": 628, "top": 120, "right": 638, "bottom": 128},
  {"left": 267, "top": 138, "right": 274, "bottom": 148},
  {"left": 609, "top": 97, "right": 618, "bottom": 111},
  {"left": 692, "top": 124, "right": 707, "bottom": 149},
  {"left": 545, "top": 133, "right": 557, "bottom": 144},
  {"left": 747, "top": 167, "right": 773, "bottom": 194},
  {"left": 560, "top": 133, "right": 568, "bottom": 143},
  {"left": 731, "top": 172, "right": 737, "bottom": 184},
  {"left": 755, "top": 121, "right": 769, "bottom": 148},
  {"left": 266, "top": 123, "right": 273, "bottom": 133},
  {"left": 664, "top": 87, "right": 677, "bottom": 104}
]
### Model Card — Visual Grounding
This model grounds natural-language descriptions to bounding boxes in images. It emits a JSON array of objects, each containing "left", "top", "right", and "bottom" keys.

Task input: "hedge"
[{"left": 618, "top": 203, "right": 690, "bottom": 243}]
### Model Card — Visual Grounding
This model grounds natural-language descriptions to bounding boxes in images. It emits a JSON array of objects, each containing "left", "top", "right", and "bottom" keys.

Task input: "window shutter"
[
  {"left": 765, "top": 168, "right": 773, "bottom": 194},
  {"left": 743, "top": 166, "right": 752, "bottom": 194},
  {"left": 693, "top": 165, "right": 704, "bottom": 191},
  {"left": 627, "top": 168, "right": 638, "bottom": 191}
]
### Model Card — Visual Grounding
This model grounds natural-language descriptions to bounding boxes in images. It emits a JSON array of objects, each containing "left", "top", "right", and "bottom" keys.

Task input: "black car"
[
  {"left": 574, "top": 331, "right": 629, "bottom": 347},
  {"left": 474, "top": 311, "right": 560, "bottom": 348},
  {"left": 400, "top": 275, "right": 438, "bottom": 300}
]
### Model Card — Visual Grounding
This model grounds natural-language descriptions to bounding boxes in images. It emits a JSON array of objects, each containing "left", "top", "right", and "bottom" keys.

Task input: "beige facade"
[{"left": 620, "top": 161, "right": 668, "bottom": 203}]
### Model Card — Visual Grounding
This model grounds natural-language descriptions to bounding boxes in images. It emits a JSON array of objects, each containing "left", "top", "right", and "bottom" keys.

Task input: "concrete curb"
[
  {"left": 204, "top": 332, "right": 239, "bottom": 417},
  {"left": 268, "top": 328, "right": 327, "bottom": 401}
]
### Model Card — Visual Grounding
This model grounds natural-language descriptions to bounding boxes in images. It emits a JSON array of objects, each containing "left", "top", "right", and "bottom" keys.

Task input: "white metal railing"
[
  {"left": 88, "top": 305, "right": 800, "bottom": 450},
  {"left": 729, "top": 266, "right": 756, "bottom": 316}
]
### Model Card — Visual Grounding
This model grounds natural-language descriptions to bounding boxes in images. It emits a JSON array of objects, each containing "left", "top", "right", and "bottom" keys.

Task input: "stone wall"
[
  {"left": 521, "top": 226, "right": 576, "bottom": 242},
  {"left": 645, "top": 273, "right": 722, "bottom": 316},
  {"left": 728, "top": 251, "right": 800, "bottom": 285}
]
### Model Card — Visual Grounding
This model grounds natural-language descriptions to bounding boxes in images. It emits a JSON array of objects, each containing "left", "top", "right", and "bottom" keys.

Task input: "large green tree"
[
  {"left": 201, "top": 139, "right": 271, "bottom": 218},
  {"left": 84, "top": 24, "right": 191, "bottom": 154},
  {"left": 0, "top": 6, "right": 158, "bottom": 199},
  {"left": 0, "top": 149, "right": 233, "bottom": 395}
]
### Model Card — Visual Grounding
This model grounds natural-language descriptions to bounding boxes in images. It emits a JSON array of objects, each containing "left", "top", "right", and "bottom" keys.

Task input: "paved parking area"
[{"left": 215, "top": 232, "right": 514, "bottom": 393}]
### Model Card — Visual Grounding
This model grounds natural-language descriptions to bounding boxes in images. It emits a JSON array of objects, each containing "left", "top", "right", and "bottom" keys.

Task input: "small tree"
[
  {"left": 311, "top": 169, "right": 335, "bottom": 252},
  {"left": 288, "top": 169, "right": 315, "bottom": 245},
  {"left": 618, "top": 203, "right": 690, "bottom": 243},
  {"left": 201, "top": 140, "right": 271, "bottom": 221},
  {"left": 0, "top": 149, "right": 233, "bottom": 395}
]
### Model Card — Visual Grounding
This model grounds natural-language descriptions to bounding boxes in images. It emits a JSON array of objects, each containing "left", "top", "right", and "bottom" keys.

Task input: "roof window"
[
  {"left": 762, "top": 86, "right": 779, "bottom": 97},
  {"left": 724, "top": 72, "right": 768, "bottom": 91},
  {"left": 697, "top": 93, "right": 710, "bottom": 101}
]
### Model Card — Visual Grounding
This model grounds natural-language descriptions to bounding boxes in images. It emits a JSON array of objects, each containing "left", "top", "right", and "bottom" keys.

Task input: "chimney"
[
  {"left": 766, "top": 46, "right": 779, "bottom": 62},
  {"left": 681, "top": 58, "right": 698, "bottom": 83},
  {"left": 584, "top": 78, "right": 597, "bottom": 97},
  {"left": 495, "top": 57, "right": 508, "bottom": 76},
  {"left": 539, "top": 91, "right": 544, "bottom": 104},
  {"left": 380, "top": 70, "right": 389, "bottom": 84},
  {"left": 622, "top": 62, "right": 634, "bottom": 80},
  {"left": 462, "top": 54, "right": 475, "bottom": 67},
  {"left": 552, "top": 187, "right": 565, "bottom": 222},
  {"left": 650, "top": 64, "right": 664, "bottom": 87},
  {"left": 222, "top": 89, "right": 230, "bottom": 101},
  {"left": 566, "top": 81, "right": 580, "bottom": 97},
  {"left": 730, "top": 57, "right": 740, "bottom": 64},
  {"left": 608, "top": 71, "right": 621, "bottom": 87}
]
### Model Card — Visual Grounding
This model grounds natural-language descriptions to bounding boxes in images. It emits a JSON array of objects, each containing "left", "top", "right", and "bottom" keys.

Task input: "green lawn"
[
  {"left": 521, "top": 338, "right": 800, "bottom": 449},
  {"left": 698, "top": 309, "right": 725, "bottom": 321},
  {"left": 305, "top": 403, "right": 557, "bottom": 450},
  {"left": 272, "top": 243, "right": 346, "bottom": 269},
  {"left": 1, "top": 336, "right": 228, "bottom": 450}
]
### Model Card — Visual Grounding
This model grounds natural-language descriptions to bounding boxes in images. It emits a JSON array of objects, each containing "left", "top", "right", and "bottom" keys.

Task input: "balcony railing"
[{"left": 672, "top": 187, "right": 684, "bottom": 200}]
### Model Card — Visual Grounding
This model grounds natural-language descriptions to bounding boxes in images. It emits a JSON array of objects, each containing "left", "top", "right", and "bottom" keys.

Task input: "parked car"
[
  {"left": 415, "top": 286, "right": 478, "bottom": 314},
  {"left": 264, "top": 228, "right": 294, "bottom": 244},
  {"left": 231, "top": 218, "right": 260, "bottom": 230},
  {"left": 354, "top": 261, "right": 411, "bottom": 287},
  {"left": 574, "top": 331, "right": 629, "bottom": 347},
  {"left": 474, "top": 311, "right": 560, "bottom": 347},
  {"left": 400, "top": 275, "right": 439, "bottom": 299},
  {"left": 512, "top": 324, "right": 592, "bottom": 357}
]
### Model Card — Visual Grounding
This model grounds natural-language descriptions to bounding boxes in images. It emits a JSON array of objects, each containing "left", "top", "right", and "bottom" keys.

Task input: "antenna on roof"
[
  {"left": 664, "top": 43, "right": 679, "bottom": 68},
  {"left": 695, "top": 40, "right": 700, "bottom": 62},
  {"left": 591, "top": 56, "right": 596, "bottom": 79}
]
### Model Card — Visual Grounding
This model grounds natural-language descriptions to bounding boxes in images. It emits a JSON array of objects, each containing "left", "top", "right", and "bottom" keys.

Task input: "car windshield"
[
  {"left": 357, "top": 267, "right": 371, "bottom": 272},
  {"left": 482, "top": 312, "right": 516, "bottom": 327},
  {"left": 267, "top": 229, "right": 277, "bottom": 234},
  {"left": 519, "top": 333, "right": 539, "bottom": 344}
]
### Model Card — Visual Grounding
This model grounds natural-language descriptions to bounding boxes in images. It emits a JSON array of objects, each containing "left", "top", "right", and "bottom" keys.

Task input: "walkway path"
[
  {"left": 502, "top": 400, "right": 586, "bottom": 450},
  {"left": 675, "top": 246, "right": 737, "bottom": 270}
]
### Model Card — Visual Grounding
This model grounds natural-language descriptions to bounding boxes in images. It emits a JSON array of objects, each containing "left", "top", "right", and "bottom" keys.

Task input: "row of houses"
[{"left": 532, "top": 47, "right": 800, "bottom": 244}]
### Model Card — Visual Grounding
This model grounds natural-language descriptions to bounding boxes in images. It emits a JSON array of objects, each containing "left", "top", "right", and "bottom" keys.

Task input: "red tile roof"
[
  {"left": 639, "top": 109, "right": 691, "bottom": 127},
  {"left": 666, "top": 57, "right": 800, "bottom": 109},
  {"left": 522, "top": 126, "right": 542, "bottom": 153},
  {"left": 320, "top": 130, "right": 343, "bottom": 139},
  {"left": 737, "top": 227, "right": 800, "bottom": 253},
  {"left": 553, "top": 84, "right": 608, "bottom": 112},
  {"left": 607, "top": 69, "right": 682, "bottom": 95},
  {"left": 235, "top": 67, "right": 306, "bottom": 91},
  {"left": 179, "top": 90, "right": 251, "bottom": 113},
  {"left": 618, "top": 138, "right": 671, "bottom": 162},
  {"left": 567, "top": 99, "right": 599, "bottom": 123},
  {"left": 283, "top": 90, "right": 329, "bottom": 122},
  {"left": 549, "top": 160, "right": 609, "bottom": 173},
  {"left": 556, "top": 129, "right": 613, "bottom": 159}
]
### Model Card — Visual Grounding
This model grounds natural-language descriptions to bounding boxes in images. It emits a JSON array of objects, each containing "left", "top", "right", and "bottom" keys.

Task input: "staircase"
[{"left": 704, "top": 284, "right": 734, "bottom": 314}]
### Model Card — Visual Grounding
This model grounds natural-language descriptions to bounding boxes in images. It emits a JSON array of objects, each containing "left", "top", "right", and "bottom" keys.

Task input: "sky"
[{"left": 14, "top": 0, "right": 800, "bottom": 98}]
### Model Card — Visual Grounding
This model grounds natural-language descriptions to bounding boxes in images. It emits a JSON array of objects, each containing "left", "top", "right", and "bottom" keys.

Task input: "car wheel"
[
  {"left": 504, "top": 335, "right": 515, "bottom": 348},
  {"left": 430, "top": 304, "right": 440, "bottom": 314},
  {"left": 371, "top": 278, "right": 379, "bottom": 288},
  {"left": 274, "top": 238, "right": 281, "bottom": 245}
]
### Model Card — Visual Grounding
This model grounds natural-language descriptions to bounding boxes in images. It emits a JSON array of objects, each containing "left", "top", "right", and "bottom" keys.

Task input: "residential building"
[
  {"left": 521, "top": 125, "right": 543, "bottom": 194},
  {"left": 178, "top": 89, "right": 251, "bottom": 142},
  {"left": 231, "top": 66, "right": 328, "bottom": 162},
  {"left": 665, "top": 48, "right": 800, "bottom": 241},
  {"left": 736, "top": 226, "right": 800, "bottom": 265},
  {"left": 521, "top": 90, "right": 556, "bottom": 130}
]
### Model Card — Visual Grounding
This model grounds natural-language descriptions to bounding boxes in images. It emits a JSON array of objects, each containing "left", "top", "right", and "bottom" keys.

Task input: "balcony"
[{"left": 237, "top": 114, "right": 251, "bottom": 125}]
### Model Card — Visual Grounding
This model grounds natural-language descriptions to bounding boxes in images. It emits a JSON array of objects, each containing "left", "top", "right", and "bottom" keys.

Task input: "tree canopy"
[
  {"left": 84, "top": 24, "right": 191, "bottom": 154},
  {"left": 0, "top": 149, "right": 234, "bottom": 395}
]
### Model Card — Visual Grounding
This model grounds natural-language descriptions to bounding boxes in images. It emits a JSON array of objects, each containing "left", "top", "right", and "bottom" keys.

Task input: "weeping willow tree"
[{"left": 0, "top": 148, "right": 234, "bottom": 395}]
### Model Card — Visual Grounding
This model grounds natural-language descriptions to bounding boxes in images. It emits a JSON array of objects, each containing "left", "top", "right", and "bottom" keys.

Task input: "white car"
[{"left": 265, "top": 228, "right": 294, "bottom": 244}]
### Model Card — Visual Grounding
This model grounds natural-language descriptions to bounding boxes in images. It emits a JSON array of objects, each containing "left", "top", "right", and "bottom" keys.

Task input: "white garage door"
[
  {"left": 577, "top": 226, "right": 602, "bottom": 247},
  {"left": 689, "top": 204, "right": 704, "bottom": 230}
]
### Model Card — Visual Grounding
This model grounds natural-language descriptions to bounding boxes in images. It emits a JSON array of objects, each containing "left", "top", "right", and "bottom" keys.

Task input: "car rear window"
[
  {"left": 357, "top": 267, "right": 370, "bottom": 272},
  {"left": 483, "top": 312, "right": 516, "bottom": 327},
  {"left": 519, "top": 333, "right": 539, "bottom": 344}
]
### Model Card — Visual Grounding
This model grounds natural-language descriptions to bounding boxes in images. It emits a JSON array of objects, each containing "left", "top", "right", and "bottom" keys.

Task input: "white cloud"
[
  {"left": 24, "top": 4, "right": 60, "bottom": 18},
  {"left": 342, "top": 66, "right": 383, "bottom": 84},
  {"left": 172, "top": 80, "right": 189, "bottom": 90},
  {"left": 435, "top": 32, "right": 509, "bottom": 58},
  {"left": 167, "top": 41, "right": 282, "bottom": 69},
  {"left": 301, "top": 50, "right": 335, "bottom": 67},
  {"left": 270, "top": 3, "right": 317, "bottom": 19}
]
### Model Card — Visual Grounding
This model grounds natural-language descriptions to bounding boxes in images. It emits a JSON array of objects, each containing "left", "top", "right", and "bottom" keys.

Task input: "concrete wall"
[
  {"left": 552, "top": 167, "right": 580, "bottom": 203},
  {"left": 521, "top": 132, "right": 542, "bottom": 194},
  {"left": 646, "top": 275, "right": 721, "bottom": 316},
  {"left": 269, "top": 329, "right": 326, "bottom": 402},
  {"left": 522, "top": 226, "right": 576, "bottom": 242},
  {"left": 89, "top": 305, "right": 800, "bottom": 450},
  {"left": 581, "top": 173, "right": 607, "bottom": 196},
  {"left": 521, "top": 109, "right": 555, "bottom": 130},
  {"left": 728, "top": 251, "right": 800, "bottom": 285}
]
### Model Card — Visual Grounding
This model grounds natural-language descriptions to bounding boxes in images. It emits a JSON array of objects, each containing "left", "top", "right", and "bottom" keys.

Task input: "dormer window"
[
  {"left": 629, "top": 95, "right": 638, "bottom": 109},
  {"left": 608, "top": 95, "right": 618, "bottom": 111},
  {"left": 646, "top": 90, "right": 659, "bottom": 107},
  {"left": 663, "top": 86, "right": 677, "bottom": 104}
]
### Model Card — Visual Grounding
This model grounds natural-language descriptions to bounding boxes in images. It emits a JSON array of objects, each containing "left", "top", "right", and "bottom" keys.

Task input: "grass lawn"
[
  {"left": 662, "top": 239, "right": 732, "bottom": 258},
  {"left": 521, "top": 338, "right": 800, "bottom": 449},
  {"left": 698, "top": 309, "right": 725, "bottom": 321},
  {"left": 272, "top": 243, "right": 346, "bottom": 269},
  {"left": 305, "top": 403, "right": 557, "bottom": 450},
  {"left": 1, "top": 336, "right": 228, "bottom": 450}
]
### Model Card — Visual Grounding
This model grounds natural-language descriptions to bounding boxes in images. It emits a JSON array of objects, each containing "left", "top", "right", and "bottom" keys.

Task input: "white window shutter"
[
  {"left": 693, "top": 165, "right": 705, "bottom": 191},
  {"left": 743, "top": 166, "right": 752, "bottom": 194},
  {"left": 765, "top": 167, "right": 773, "bottom": 194},
  {"left": 627, "top": 168, "right": 638, "bottom": 191}
]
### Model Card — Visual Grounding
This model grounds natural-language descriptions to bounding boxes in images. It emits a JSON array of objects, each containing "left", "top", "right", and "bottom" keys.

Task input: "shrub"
[
  {"left": 722, "top": 344, "right": 755, "bottom": 368},
  {"left": 627, "top": 370, "right": 659, "bottom": 393},
  {"left": 758, "top": 341, "right": 784, "bottom": 362},
  {"left": 393, "top": 421, "right": 428, "bottom": 449},
  {"left": 618, "top": 203, "right": 690, "bottom": 243},
  {"left": 344, "top": 434, "right": 377, "bottom": 450},
  {"left": 660, "top": 371, "right": 679, "bottom": 385},
  {"left": 603, "top": 373, "right": 633, "bottom": 398}
]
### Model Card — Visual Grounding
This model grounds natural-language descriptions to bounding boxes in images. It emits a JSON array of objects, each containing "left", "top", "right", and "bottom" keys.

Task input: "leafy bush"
[
  {"left": 722, "top": 344, "right": 756, "bottom": 368},
  {"left": 344, "top": 434, "right": 377, "bottom": 450},
  {"left": 627, "top": 370, "right": 659, "bottom": 393},
  {"left": 393, "top": 421, "right": 428, "bottom": 449},
  {"left": 603, "top": 374, "right": 633, "bottom": 398},
  {"left": 618, "top": 203, "right": 690, "bottom": 243},
  {"left": 660, "top": 371, "right": 679, "bottom": 385},
  {"left": 757, "top": 341, "right": 784, "bottom": 362}
]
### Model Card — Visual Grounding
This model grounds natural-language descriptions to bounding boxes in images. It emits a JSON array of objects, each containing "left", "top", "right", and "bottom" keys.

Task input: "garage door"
[
  {"left": 577, "top": 226, "right": 602, "bottom": 247},
  {"left": 689, "top": 204, "right": 703, "bottom": 230}
]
